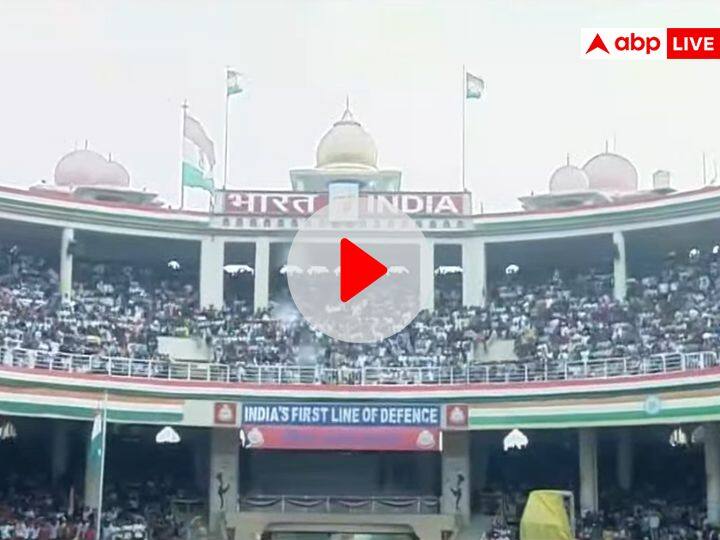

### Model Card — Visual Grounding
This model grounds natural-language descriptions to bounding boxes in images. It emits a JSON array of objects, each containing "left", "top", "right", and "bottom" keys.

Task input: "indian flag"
[
  {"left": 227, "top": 69, "right": 244, "bottom": 97},
  {"left": 85, "top": 409, "right": 106, "bottom": 512},
  {"left": 183, "top": 114, "right": 216, "bottom": 193},
  {"left": 466, "top": 72, "right": 484, "bottom": 99}
]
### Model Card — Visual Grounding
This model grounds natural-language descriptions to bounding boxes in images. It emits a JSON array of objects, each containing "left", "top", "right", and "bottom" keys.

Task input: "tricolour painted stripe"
[
  {"left": 3, "top": 365, "right": 720, "bottom": 401},
  {"left": 469, "top": 404, "right": 720, "bottom": 429},
  {"left": 0, "top": 399, "right": 183, "bottom": 424}
]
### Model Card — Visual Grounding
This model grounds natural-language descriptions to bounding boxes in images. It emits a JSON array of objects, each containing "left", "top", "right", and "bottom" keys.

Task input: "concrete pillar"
[
  {"left": 420, "top": 240, "right": 434, "bottom": 312},
  {"left": 616, "top": 428, "right": 633, "bottom": 492},
  {"left": 60, "top": 227, "right": 74, "bottom": 301},
  {"left": 200, "top": 237, "right": 225, "bottom": 309},
  {"left": 613, "top": 231, "right": 627, "bottom": 301},
  {"left": 441, "top": 431, "right": 470, "bottom": 523},
  {"left": 578, "top": 428, "right": 599, "bottom": 515},
  {"left": 209, "top": 428, "right": 239, "bottom": 535},
  {"left": 462, "top": 237, "right": 487, "bottom": 307},
  {"left": 51, "top": 422, "right": 70, "bottom": 486},
  {"left": 253, "top": 238, "right": 270, "bottom": 312},
  {"left": 706, "top": 423, "right": 720, "bottom": 525}
]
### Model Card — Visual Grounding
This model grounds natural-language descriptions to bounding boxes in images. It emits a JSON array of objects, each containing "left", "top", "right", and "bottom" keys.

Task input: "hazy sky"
[{"left": 1, "top": 0, "right": 719, "bottom": 211}]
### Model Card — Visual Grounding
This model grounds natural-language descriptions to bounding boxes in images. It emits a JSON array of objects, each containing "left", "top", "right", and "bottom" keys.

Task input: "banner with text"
[
  {"left": 218, "top": 191, "right": 471, "bottom": 217},
  {"left": 241, "top": 403, "right": 441, "bottom": 451}
]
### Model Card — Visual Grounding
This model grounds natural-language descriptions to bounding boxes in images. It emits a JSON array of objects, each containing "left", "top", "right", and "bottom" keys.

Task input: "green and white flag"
[
  {"left": 227, "top": 69, "right": 244, "bottom": 97},
  {"left": 466, "top": 72, "right": 484, "bottom": 99},
  {"left": 182, "top": 114, "right": 216, "bottom": 193},
  {"left": 85, "top": 408, "right": 106, "bottom": 513}
]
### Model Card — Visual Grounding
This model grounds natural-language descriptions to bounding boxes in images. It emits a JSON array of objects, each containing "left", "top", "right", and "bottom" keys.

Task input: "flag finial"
[
  {"left": 341, "top": 95, "right": 354, "bottom": 122},
  {"left": 566, "top": 153, "right": 570, "bottom": 166}
]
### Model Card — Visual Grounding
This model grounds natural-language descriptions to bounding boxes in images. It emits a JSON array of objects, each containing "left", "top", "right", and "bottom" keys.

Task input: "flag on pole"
[
  {"left": 85, "top": 408, "right": 106, "bottom": 514},
  {"left": 182, "top": 115, "right": 216, "bottom": 193},
  {"left": 226, "top": 69, "right": 244, "bottom": 97},
  {"left": 466, "top": 72, "right": 485, "bottom": 99}
]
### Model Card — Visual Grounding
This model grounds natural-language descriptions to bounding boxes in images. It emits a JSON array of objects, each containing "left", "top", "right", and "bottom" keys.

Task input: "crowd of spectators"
[
  {"left": 0, "top": 478, "right": 194, "bottom": 540},
  {"left": 2, "top": 243, "right": 720, "bottom": 384},
  {"left": 479, "top": 487, "right": 719, "bottom": 540},
  {"left": 5, "top": 245, "right": 720, "bottom": 540},
  {"left": 580, "top": 484, "right": 719, "bottom": 540},
  {"left": 98, "top": 479, "right": 192, "bottom": 540},
  {"left": 0, "top": 485, "right": 95, "bottom": 540}
]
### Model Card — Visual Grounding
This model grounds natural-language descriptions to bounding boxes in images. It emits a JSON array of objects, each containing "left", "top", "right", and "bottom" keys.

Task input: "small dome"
[
  {"left": 55, "top": 150, "right": 106, "bottom": 187},
  {"left": 54, "top": 149, "right": 130, "bottom": 187},
  {"left": 549, "top": 163, "right": 590, "bottom": 193},
  {"left": 316, "top": 103, "right": 377, "bottom": 171},
  {"left": 583, "top": 152, "right": 638, "bottom": 193},
  {"left": 100, "top": 161, "right": 130, "bottom": 186}
]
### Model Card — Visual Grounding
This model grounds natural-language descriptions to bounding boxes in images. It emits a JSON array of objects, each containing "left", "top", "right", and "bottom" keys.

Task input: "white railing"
[
  {"left": 0, "top": 346, "right": 717, "bottom": 386},
  {"left": 238, "top": 494, "right": 440, "bottom": 514},
  {"left": 0, "top": 347, "right": 231, "bottom": 383}
]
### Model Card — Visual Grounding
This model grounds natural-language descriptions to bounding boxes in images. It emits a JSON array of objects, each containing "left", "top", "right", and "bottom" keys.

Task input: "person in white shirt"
[
  {"left": 0, "top": 523, "right": 12, "bottom": 540},
  {"left": 16, "top": 521, "right": 29, "bottom": 540},
  {"left": 48, "top": 520, "right": 58, "bottom": 540}
]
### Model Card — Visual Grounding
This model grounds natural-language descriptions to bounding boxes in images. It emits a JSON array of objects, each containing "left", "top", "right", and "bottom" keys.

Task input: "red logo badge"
[
  {"left": 214, "top": 402, "right": 237, "bottom": 426},
  {"left": 445, "top": 405, "right": 469, "bottom": 429}
]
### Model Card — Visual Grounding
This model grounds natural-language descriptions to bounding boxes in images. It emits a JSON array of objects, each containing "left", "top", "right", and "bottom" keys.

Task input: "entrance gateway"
[
  {"left": 227, "top": 510, "right": 457, "bottom": 540},
  {"left": 210, "top": 404, "right": 464, "bottom": 540},
  {"left": 270, "top": 533, "right": 414, "bottom": 540}
]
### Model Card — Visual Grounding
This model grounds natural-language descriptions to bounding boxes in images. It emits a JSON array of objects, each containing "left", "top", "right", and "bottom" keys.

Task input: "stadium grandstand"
[{"left": 2, "top": 103, "right": 720, "bottom": 540}]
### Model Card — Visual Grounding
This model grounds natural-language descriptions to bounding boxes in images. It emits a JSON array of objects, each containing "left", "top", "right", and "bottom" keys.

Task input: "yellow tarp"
[{"left": 519, "top": 491, "right": 572, "bottom": 540}]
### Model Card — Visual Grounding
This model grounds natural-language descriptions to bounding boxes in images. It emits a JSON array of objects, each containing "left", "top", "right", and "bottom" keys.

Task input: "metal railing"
[
  {"left": 0, "top": 346, "right": 717, "bottom": 386},
  {"left": 0, "top": 347, "right": 231, "bottom": 382},
  {"left": 237, "top": 494, "right": 440, "bottom": 514}
]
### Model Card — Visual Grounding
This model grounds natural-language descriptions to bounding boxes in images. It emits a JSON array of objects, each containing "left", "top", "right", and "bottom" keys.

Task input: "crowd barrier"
[
  {"left": 0, "top": 346, "right": 717, "bottom": 386},
  {"left": 238, "top": 494, "right": 440, "bottom": 514}
]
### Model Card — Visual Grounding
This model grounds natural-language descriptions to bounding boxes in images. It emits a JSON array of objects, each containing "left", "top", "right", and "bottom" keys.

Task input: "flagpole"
[
  {"left": 180, "top": 101, "right": 188, "bottom": 210},
  {"left": 462, "top": 64, "right": 467, "bottom": 192},
  {"left": 223, "top": 72, "right": 230, "bottom": 190},
  {"left": 95, "top": 391, "right": 108, "bottom": 537}
]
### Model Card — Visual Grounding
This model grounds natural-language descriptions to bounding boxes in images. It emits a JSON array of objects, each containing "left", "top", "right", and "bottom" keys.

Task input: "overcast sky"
[{"left": 0, "top": 0, "right": 719, "bottom": 211}]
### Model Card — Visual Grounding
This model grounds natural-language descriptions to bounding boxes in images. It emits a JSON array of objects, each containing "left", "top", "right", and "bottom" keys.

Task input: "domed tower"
[
  {"left": 583, "top": 151, "right": 639, "bottom": 193},
  {"left": 520, "top": 148, "right": 669, "bottom": 211},
  {"left": 316, "top": 106, "right": 378, "bottom": 171},
  {"left": 290, "top": 100, "right": 401, "bottom": 192},
  {"left": 518, "top": 154, "right": 610, "bottom": 211},
  {"left": 33, "top": 146, "right": 160, "bottom": 206},
  {"left": 54, "top": 149, "right": 131, "bottom": 188}
]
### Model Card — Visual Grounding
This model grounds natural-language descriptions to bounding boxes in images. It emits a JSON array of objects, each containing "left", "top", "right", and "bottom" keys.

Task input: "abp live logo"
[
  {"left": 582, "top": 28, "right": 720, "bottom": 60},
  {"left": 581, "top": 28, "right": 665, "bottom": 59}
]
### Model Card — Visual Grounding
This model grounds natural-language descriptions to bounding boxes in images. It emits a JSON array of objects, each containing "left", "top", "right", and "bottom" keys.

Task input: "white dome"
[
  {"left": 549, "top": 164, "right": 590, "bottom": 193},
  {"left": 583, "top": 152, "right": 638, "bottom": 193},
  {"left": 316, "top": 105, "right": 377, "bottom": 171},
  {"left": 55, "top": 150, "right": 107, "bottom": 187},
  {"left": 54, "top": 149, "right": 130, "bottom": 187},
  {"left": 100, "top": 161, "right": 130, "bottom": 186}
]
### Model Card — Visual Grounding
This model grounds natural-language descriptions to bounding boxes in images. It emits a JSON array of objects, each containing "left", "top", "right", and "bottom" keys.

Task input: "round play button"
[
  {"left": 339, "top": 238, "right": 388, "bottom": 302},
  {"left": 286, "top": 195, "right": 429, "bottom": 344}
]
